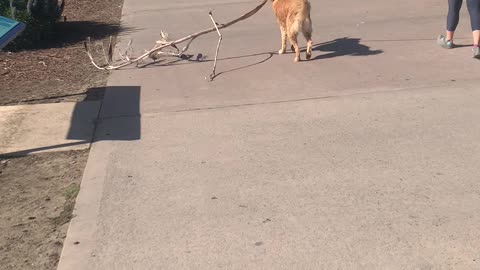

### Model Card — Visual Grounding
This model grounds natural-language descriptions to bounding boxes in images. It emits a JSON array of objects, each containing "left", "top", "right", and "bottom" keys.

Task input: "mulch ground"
[
  {"left": 0, "top": 150, "right": 88, "bottom": 270},
  {"left": 0, "top": 0, "right": 124, "bottom": 105}
]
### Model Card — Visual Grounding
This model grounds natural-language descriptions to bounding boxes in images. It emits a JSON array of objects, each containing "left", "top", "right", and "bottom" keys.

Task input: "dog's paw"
[
  {"left": 306, "top": 52, "right": 312, "bottom": 60},
  {"left": 278, "top": 49, "right": 286, "bottom": 54},
  {"left": 294, "top": 57, "right": 300, "bottom": 62}
]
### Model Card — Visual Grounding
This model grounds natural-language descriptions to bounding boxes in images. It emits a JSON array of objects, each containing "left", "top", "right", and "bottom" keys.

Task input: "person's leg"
[
  {"left": 472, "top": 30, "right": 480, "bottom": 58},
  {"left": 474, "top": 30, "right": 480, "bottom": 46},
  {"left": 467, "top": 0, "right": 480, "bottom": 45},
  {"left": 467, "top": 0, "right": 480, "bottom": 58},
  {"left": 439, "top": 0, "right": 463, "bottom": 48},
  {"left": 446, "top": 0, "right": 463, "bottom": 40}
]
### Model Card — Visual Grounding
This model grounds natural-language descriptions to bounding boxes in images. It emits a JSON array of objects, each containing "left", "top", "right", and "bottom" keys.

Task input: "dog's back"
[
  {"left": 272, "top": 0, "right": 310, "bottom": 29},
  {"left": 272, "top": 0, "right": 312, "bottom": 61}
]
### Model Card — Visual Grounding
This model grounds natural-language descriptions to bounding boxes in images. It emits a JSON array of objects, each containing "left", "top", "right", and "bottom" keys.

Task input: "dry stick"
[
  {"left": 118, "top": 39, "right": 132, "bottom": 61},
  {"left": 101, "top": 36, "right": 114, "bottom": 65},
  {"left": 84, "top": 0, "right": 268, "bottom": 74},
  {"left": 207, "top": 11, "right": 223, "bottom": 81},
  {"left": 84, "top": 38, "right": 107, "bottom": 70},
  {"left": 107, "top": 36, "right": 114, "bottom": 63}
]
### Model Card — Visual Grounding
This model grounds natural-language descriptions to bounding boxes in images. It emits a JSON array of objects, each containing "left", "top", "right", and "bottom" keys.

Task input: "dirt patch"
[
  {"left": 0, "top": 150, "right": 88, "bottom": 270},
  {"left": 0, "top": 0, "right": 125, "bottom": 105}
]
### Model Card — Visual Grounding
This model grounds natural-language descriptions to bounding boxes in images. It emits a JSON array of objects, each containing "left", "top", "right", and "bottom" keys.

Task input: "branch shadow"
[
  {"left": 135, "top": 37, "right": 381, "bottom": 77},
  {"left": 311, "top": 37, "right": 383, "bottom": 60},
  {"left": 214, "top": 52, "right": 274, "bottom": 78},
  {"left": 138, "top": 51, "right": 276, "bottom": 79},
  {"left": 11, "top": 87, "right": 106, "bottom": 105}
]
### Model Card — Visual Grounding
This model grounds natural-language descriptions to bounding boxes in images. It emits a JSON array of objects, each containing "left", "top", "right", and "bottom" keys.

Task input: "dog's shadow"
[{"left": 308, "top": 37, "right": 383, "bottom": 60}]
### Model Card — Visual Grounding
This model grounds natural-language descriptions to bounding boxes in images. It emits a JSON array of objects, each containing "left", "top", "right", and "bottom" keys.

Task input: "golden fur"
[{"left": 271, "top": 0, "right": 313, "bottom": 62}]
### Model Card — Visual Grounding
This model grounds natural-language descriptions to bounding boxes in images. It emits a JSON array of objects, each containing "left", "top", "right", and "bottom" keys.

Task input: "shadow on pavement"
[
  {"left": 93, "top": 86, "right": 141, "bottom": 142},
  {"left": 13, "top": 87, "right": 106, "bottom": 104},
  {"left": 0, "top": 86, "right": 141, "bottom": 158},
  {"left": 312, "top": 37, "right": 383, "bottom": 60},
  {"left": 137, "top": 51, "right": 276, "bottom": 80},
  {"left": 10, "top": 21, "right": 139, "bottom": 51},
  {"left": 136, "top": 37, "right": 382, "bottom": 78}
]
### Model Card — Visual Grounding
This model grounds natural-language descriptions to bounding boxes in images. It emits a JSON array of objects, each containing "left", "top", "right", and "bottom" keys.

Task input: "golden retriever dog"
[{"left": 271, "top": 0, "right": 313, "bottom": 62}]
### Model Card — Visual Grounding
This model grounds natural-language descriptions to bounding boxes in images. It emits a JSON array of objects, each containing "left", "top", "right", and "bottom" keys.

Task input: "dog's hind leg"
[
  {"left": 287, "top": 18, "right": 301, "bottom": 62},
  {"left": 278, "top": 25, "right": 287, "bottom": 54},
  {"left": 302, "top": 16, "right": 313, "bottom": 59}
]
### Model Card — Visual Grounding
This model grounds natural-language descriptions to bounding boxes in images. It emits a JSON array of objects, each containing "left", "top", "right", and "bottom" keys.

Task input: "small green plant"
[
  {"left": 64, "top": 183, "right": 80, "bottom": 201},
  {"left": 51, "top": 183, "right": 80, "bottom": 226},
  {"left": 1, "top": 0, "right": 65, "bottom": 50}
]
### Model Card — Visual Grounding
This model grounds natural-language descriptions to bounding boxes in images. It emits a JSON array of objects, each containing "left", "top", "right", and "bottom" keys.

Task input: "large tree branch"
[{"left": 85, "top": 0, "right": 268, "bottom": 80}]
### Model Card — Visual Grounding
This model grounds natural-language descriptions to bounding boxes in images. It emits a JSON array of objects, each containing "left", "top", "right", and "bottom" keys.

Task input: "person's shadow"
[{"left": 311, "top": 37, "right": 383, "bottom": 60}]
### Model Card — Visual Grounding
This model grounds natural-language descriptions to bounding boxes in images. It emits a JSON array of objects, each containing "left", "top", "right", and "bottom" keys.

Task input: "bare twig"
[
  {"left": 180, "top": 36, "right": 197, "bottom": 55},
  {"left": 84, "top": 38, "right": 107, "bottom": 70},
  {"left": 207, "top": 11, "right": 223, "bottom": 81},
  {"left": 101, "top": 43, "right": 109, "bottom": 64},
  {"left": 101, "top": 36, "right": 114, "bottom": 64},
  {"left": 118, "top": 39, "right": 132, "bottom": 61},
  {"left": 84, "top": 0, "right": 268, "bottom": 80}
]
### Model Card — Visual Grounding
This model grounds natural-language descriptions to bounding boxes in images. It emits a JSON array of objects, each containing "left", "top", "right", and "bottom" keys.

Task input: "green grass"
[
  {"left": 64, "top": 184, "right": 80, "bottom": 202},
  {"left": 51, "top": 184, "right": 81, "bottom": 226}
]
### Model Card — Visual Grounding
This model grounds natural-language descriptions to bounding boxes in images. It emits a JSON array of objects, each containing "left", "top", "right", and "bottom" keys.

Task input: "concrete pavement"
[
  {"left": 0, "top": 101, "right": 100, "bottom": 156},
  {"left": 58, "top": 0, "right": 480, "bottom": 269}
]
